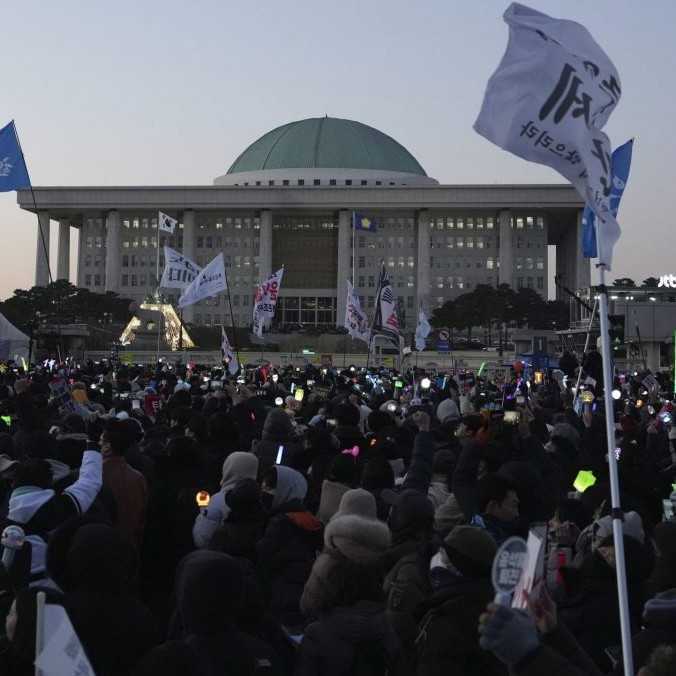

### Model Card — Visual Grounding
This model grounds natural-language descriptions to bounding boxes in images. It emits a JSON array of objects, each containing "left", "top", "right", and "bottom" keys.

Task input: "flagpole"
[
  {"left": 155, "top": 221, "right": 162, "bottom": 364},
  {"left": 573, "top": 297, "right": 598, "bottom": 397},
  {"left": 222, "top": 264, "right": 241, "bottom": 371},
  {"left": 14, "top": 122, "right": 64, "bottom": 363},
  {"left": 366, "top": 263, "right": 384, "bottom": 371},
  {"left": 35, "top": 590, "right": 45, "bottom": 676},
  {"left": 596, "top": 251, "right": 634, "bottom": 676},
  {"left": 351, "top": 212, "right": 356, "bottom": 285}
]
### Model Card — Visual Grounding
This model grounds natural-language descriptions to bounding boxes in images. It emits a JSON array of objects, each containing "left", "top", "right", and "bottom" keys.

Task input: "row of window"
[
  {"left": 515, "top": 257, "right": 546, "bottom": 271},
  {"left": 357, "top": 256, "right": 416, "bottom": 269},
  {"left": 196, "top": 236, "right": 258, "bottom": 250},
  {"left": 356, "top": 295, "right": 415, "bottom": 310},
  {"left": 433, "top": 275, "right": 545, "bottom": 291},
  {"left": 432, "top": 258, "right": 499, "bottom": 271},
  {"left": 357, "top": 236, "right": 416, "bottom": 250},
  {"left": 356, "top": 275, "right": 416, "bottom": 289},
  {"left": 430, "top": 236, "right": 494, "bottom": 250},
  {"left": 233, "top": 179, "right": 406, "bottom": 187},
  {"left": 517, "top": 277, "right": 545, "bottom": 290}
]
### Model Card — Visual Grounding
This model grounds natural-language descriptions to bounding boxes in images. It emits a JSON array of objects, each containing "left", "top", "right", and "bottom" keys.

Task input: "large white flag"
[
  {"left": 474, "top": 3, "right": 622, "bottom": 269},
  {"left": 158, "top": 211, "right": 177, "bottom": 234},
  {"left": 160, "top": 246, "right": 202, "bottom": 289},
  {"left": 178, "top": 253, "right": 227, "bottom": 308},
  {"left": 252, "top": 268, "right": 284, "bottom": 337},
  {"left": 221, "top": 325, "right": 238, "bottom": 375},
  {"left": 344, "top": 281, "right": 370, "bottom": 345},
  {"left": 35, "top": 602, "right": 95, "bottom": 676},
  {"left": 415, "top": 307, "right": 431, "bottom": 352}
]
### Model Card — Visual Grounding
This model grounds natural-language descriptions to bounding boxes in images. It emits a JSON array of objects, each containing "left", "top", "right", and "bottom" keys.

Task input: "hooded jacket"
[
  {"left": 296, "top": 601, "right": 399, "bottom": 676},
  {"left": 192, "top": 452, "right": 259, "bottom": 548},
  {"left": 253, "top": 409, "right": 303, "bottom": 477},
  {"left": 7, "top": 450, "right": 102, "bottom": 577},
  {"left": 133, "top": 551, "right": 279, "bottom": 676},
  {"left": 301, "top": 489, "right": 390, "bottom": 618},
  {"left": 256, "top": 466, "right": 322, "bottom": 627}
]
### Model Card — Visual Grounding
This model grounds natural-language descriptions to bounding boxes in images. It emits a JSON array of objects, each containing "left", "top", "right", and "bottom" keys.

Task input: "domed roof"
[{"left": 226, "top": 116, "right": 428, "bottom": 177}]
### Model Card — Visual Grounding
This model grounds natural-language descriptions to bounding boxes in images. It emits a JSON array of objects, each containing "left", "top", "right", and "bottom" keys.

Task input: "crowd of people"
[{"left": 0, "top": 355, "right": 674, "bottom": 675}]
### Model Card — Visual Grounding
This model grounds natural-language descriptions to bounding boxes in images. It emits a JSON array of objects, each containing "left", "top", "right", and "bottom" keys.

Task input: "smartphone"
[
  {"left": 581, "top": 390, "right": 594, "bottom": 404},
  {"left": 275, "top": 445, "right": 285, "bottom": 465},
  {"left": 132, "top": 400, "right": 141, "bottom": 410},
  {"left": 294, "top": 388, "right": 305, "bottom": 402},
  {"left": 504, "top": 410, "right": 520, "bottom": 425}
]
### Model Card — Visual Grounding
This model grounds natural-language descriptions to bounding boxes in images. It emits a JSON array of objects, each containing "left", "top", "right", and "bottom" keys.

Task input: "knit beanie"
[
  {"left": 442, "top": 525, "right": 497, "bottom": 577},
  {"left": 436, "top": 398, "right": 460, "bottom": 424}
]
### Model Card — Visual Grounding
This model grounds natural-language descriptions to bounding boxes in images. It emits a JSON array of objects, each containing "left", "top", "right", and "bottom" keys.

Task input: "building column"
[
  {"left": 415, "top": 210, "right": 430, "bottom": 311},
  {"left": 104, "top": 210, "right": 121, "bottom": 293},
  {"left": 35, "top": 211, "right": 50, "bottom": 287},
  {"left": 556, "top": 209, "right": 591, "bottom": 299},
  {"left": 182, "top": 209, "right": 196, "bottom": 322},
  {"left": 258, "top": 209, "right": 273, "bottom": 282},
  {"left": 498, "top": 209, "right": 513, "bottom": 287},
  {"left": 336, "top": 210, "right": 352, "bottom": 327},
  {"left": 57, "top": 220, "right": 70, "bottom": 281}
]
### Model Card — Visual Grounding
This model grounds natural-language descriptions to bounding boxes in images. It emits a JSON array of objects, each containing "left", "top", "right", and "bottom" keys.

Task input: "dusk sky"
[{"left": 1, "top": 0, "right": 674, "bottom": 299}]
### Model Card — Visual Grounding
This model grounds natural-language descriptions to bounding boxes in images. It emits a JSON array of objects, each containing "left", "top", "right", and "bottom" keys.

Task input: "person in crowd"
[
  {"left": 192, "top": 451, "right": 259, "bottom": 548},
  {"left": 100, "top": 418, "right": 148, "bottom": 549},
  {"left": 253, "top": 408, "right": 304, "bottom": 476},
  {"left": 316, "top": 450, "right": 360, "bottom": 524},
  {"left": 470, "top": 473, "right": 522, "bottom": 545}
]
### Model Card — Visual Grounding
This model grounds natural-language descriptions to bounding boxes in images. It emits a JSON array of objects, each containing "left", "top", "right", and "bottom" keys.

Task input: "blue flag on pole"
[
  {"left": 582, "top": 139, "right": 633, "bottom": 259},
  {"left": 352, "top": 212, "right": 376, "bottom": 232},
  {"left": 0, "top": 121, "right": 30, "bottom": 192}
]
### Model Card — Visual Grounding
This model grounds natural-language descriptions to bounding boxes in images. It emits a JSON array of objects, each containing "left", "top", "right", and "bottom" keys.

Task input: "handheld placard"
[{"left": 491, "top": 536, "right": 528, "bottom": 607}]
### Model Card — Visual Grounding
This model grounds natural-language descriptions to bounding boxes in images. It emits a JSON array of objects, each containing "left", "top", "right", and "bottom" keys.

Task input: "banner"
[
  {"left": 582, "top": 139, "right": 633, "bottom": 258},
  {"left": 160, "top": 246, "right": 202, "bottom": 290},
  {"left": 178, "top": 253, "right": 226, "bottom": 308},
  {"left": 415, "top": 307, "right": 431, "bottom": 351},
  {"left": 344, "top": 280, "right": 370, "bottom": 344},
  {"left": 474, "top": 3, "right": 622, "bottom": 268},
  {"left": 372, "top": 265, "right": 402, "bottom": 350},
  {"left": 221, "top": 326, "right": 238, "bottom": 375},
  {"left": 253, "top": 268, "right": 284, "bottom": 337}
]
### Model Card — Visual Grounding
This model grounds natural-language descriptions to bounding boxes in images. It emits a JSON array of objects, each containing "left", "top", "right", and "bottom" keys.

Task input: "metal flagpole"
[
  {"left": 155, "top": 223, "right": 162, "bottom": 364},
  {"left": 222, "top": 264, "right": 241, "bottom": 371},
  {"left": 596, "top": 255, "right": 634, "bottom": 676},
  {"left": 574, "top": 297, "right": 598, "bottom": 397},
  {"left": 366, "top": 263, "right": 384, "bottom": 371}
]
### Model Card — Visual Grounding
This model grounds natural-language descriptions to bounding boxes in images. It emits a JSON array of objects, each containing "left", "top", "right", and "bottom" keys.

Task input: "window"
[
  {"left": 526, "top": 257, "right": 534, "bottom": 270},
  {"left": 368, "top": 276, "right": 375, "bottom": 287},
  {"left": 358, "top": 257, "right": 365, "bottom": 268},
  {"left": 516, "top": 257, "right": 523, "bottom": 270},
  {"left": 268, "top": 180, "right": 275, "bottom": 186},
  {"left": 139, "top": 273, "right": 147, "bottom": 286},
  {"left": 526, "top": 216, "right": 534, "bottom": 229},
  {"left": 94, "top": 255, "right": 102, "bottom": 268},
  {"left": 467, "top": 217, "right": 474, "bottom": 230},
  {"left": 361, "top": 180, "right": 367, "bottom": 186},
  {"left": 407, "top": 296, "right": 414, "bottom": 308},
  {"left": 516, "top": 217, "right": 524, "bottom": 229},
  {"left": 457, "top": 218, "right": 464, "bottom": 230},
  {"left": 313, "top": 179, "right": 320, "bottom": 186},
  {"left": 345, "top": 180, "right": 352, "bottom": 186},
  {"left": 537, "top": 277, "right": 544, "bottom": 289},
  {"left": 233, "top": 295, "right": 240, "bottom": 306},
  {"left": 131, "top": 274, "right": 137, "bottom": 287},
  {"left": 437, "top": 276, "right": 444, "bottom": 289},
  {"left": 121, "top": 274, "right": 128, "bottom": 287},
  {"left": 85, "top": 255, "right": 92, "bottom": 267},
  {"left": 536, "top": 257, "right": 544, "bottom": 270},
  {"left": 85, "top": 274, "right": 91, "bottom": 286},
  {"left": 283, "top": 180, "right": 289, "bottom": 186},
  {"left": 457, "top": 237, "right": 464, "bottom": 248},
  {"left": 527, "top": 276, "right": 534, "bottom": 288},
  {"left": 407, "top": 276, "right": 414, "bottom": 288},
  {"left": 86, "top": 237, "right": 93, "bottom": 249},
  {"left": 133, "top": 218, "right": 140, "bottom": 229},
  {"left": 537, "top": 216, "right": 544, "bottom": 230},
  {"left": 358, "top": 276, "right": 365, "bottom": 287},
  {"left": 446, "top": 236, "right": 454, "bottom": 249},
  {"left": 476, "top": 217, "right": 484, "bottom": 230},
  {"left": 329, "top": 179, "right": 336, "bottom": 186},
  {"left": 95, "top": 237, "right": 103, "bottom": 248},
  {"left": 197, "top": 236, "right": 203, "bottom": 248},
  {"left": 94, "top": 274, "right": 101, "bottom": 287},
  {"left": 477, "top": 237, "right": 485, "bottom": 249},
  {"left": 487, "top": 258, "right": 494, "bottom": 269},
  {"left": 487, "top": 217, "right": 494, "bottom": 230},
  {"left": 517, "top": 277, "right": 524, "bottom": 288},
  {"left": 466, "top": 237, "right": 474, "bottom": 249},
  {"left": 141, "top": 236, "right": 148, "bottom": 247}
]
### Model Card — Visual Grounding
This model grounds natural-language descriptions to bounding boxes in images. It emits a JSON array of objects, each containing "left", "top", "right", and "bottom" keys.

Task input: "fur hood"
[{"left": 324, "top": 512, "right": 391, "bottom": 564}]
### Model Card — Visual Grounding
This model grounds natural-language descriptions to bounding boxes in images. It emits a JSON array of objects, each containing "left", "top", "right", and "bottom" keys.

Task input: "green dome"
[{"left": 227, "top": 117, "right": 427, "bottom": 176}]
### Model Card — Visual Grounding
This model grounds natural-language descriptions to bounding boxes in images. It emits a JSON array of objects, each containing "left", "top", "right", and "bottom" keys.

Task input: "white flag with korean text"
[
  {"left": 252, "top": 268, "right": 284, "bottom": 337},
  {"left": 344, "top": 281, "right": 370, "bottom": 345},
  {"left": 221, "top": 326, "right": 238, "bottom": 375},
  {"left": 178, "top": 253, "right": 226, "bottom": 308},
  {"left": 158, "top": 211, "right": 177, "bottom": 234},
  {"left": 160, "top": 246, "right": 202, "bottom": 290},
  {"left": 34, "top": 602, "right": 96, "bottom": 676},
  {"left": 415, "top": 307, "right": 431, "bottom": 352},
  {"left": 474, "top": 3, "right": 622, "bottom": 269}
]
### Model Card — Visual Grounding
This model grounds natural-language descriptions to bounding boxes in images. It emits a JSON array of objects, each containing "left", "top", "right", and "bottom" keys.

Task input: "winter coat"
[
  {"left": 256, "top": 468, "right": 322, "bottom": 627},
  {"left": 133, "top": 551, "right": 279, "bottom": 676},
  {"left": 413, "top": 574, "right": 504, "bottom": 676},
  {"left": 102, "top": 455, "right": 148, "bottom": 549},
  {"left": 295, "top": 601, "right": 399, "bottom": 676},
  {"left": 316, "top": 479, "right": 350, "bottom": 524}
]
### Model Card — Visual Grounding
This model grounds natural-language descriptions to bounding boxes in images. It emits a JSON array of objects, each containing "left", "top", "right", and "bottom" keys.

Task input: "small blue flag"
[
  {"left": 0, "top": 121, "right": 30, "bottom": 192},
  {"left": 352, "top": 212, "right": 375, "bottom": 232},
  {"left": 582, "top": 139, "right": 633, "bottom": 259}
]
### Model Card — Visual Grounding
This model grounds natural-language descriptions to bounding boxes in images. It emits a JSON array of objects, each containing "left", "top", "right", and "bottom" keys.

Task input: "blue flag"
[
  {"left": 582, "top": 139, "right": 633, "bottom": 259},
  {"left": 352, "top": 212, "right": 376, "bottom": 232},
  {"left": 0, "top": 121, "right": 30, "bottom": 192}
]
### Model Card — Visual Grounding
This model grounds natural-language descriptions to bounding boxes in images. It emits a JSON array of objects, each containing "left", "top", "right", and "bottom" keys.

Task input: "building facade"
[{"left": 18, "top": 117, "right": 588, "bottom": 330}]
